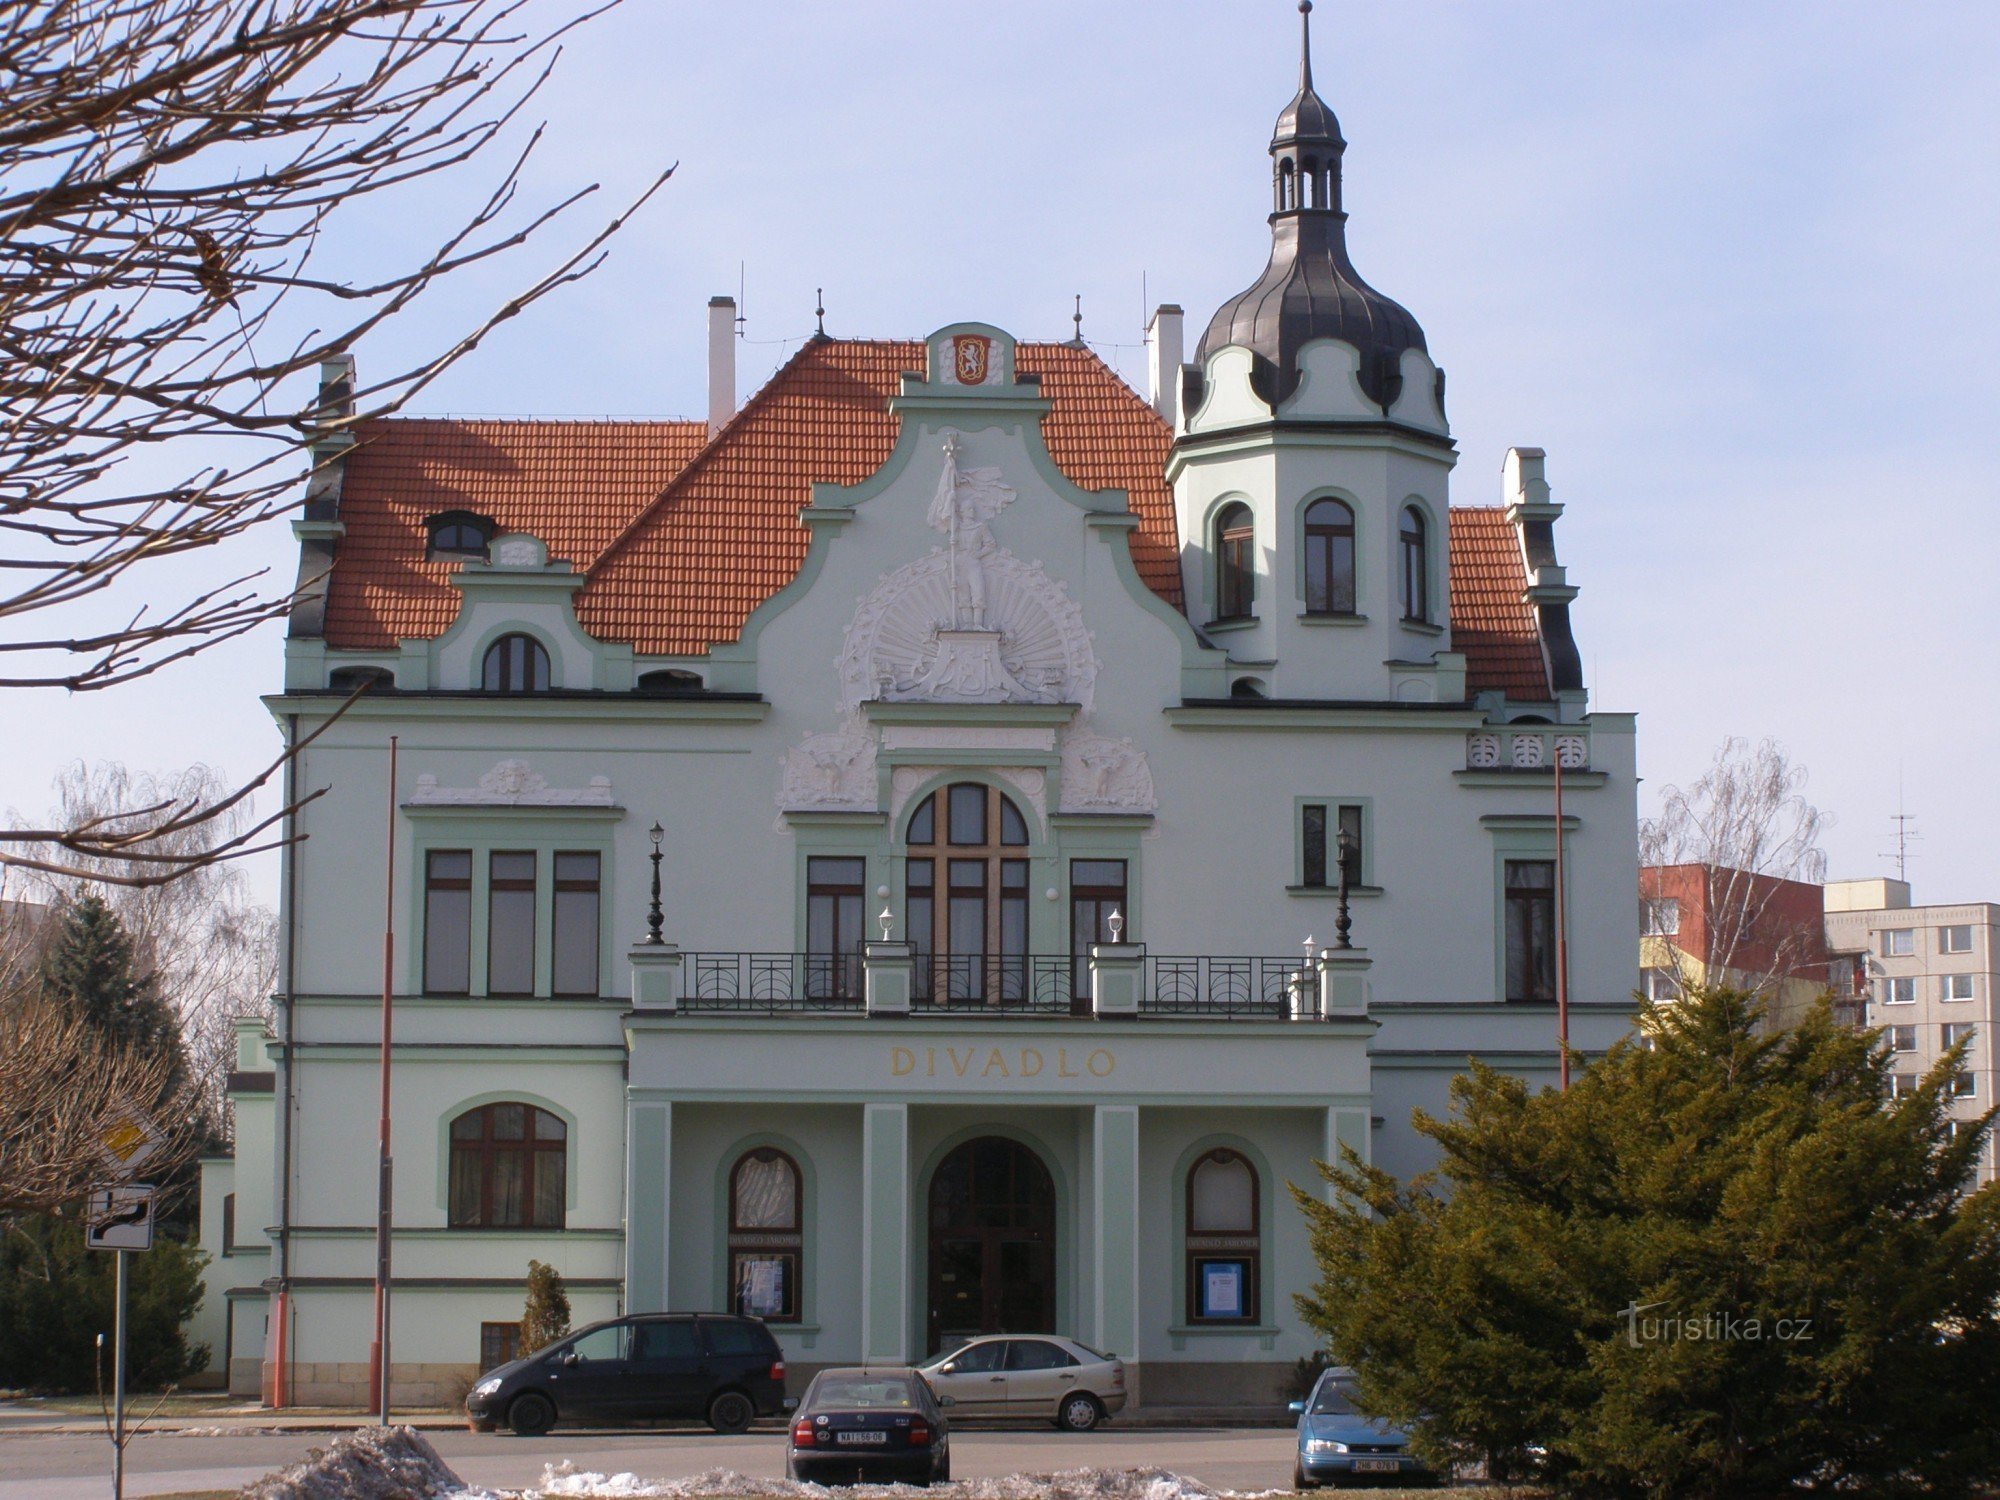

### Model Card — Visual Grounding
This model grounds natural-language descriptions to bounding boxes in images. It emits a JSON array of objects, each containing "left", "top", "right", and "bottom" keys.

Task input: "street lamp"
[
  {"left": 1107, "top": 906, "right": 1124, "bottom": 943},
  {"left": 644, "top": 822, "right": 665, "bottom": 945}
]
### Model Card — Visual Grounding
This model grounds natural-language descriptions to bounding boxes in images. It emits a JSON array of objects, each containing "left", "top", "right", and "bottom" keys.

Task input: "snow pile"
[
  {"left": 239, "top": 1426, "right": 486, "bottom": 1500},
  {"left": 529, "top": 1465, "right": 1226, "bottom": 1500}
]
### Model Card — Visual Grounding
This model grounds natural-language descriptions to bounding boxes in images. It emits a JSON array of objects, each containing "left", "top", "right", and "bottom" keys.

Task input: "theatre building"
[{"left": 197, "top": 13, "right": 1639, "bottom": 1410}]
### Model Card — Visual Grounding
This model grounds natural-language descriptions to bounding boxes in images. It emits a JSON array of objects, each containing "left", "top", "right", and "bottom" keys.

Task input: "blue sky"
[{"left": 12, "top": 0, "right": 1999, "bottom": 908}]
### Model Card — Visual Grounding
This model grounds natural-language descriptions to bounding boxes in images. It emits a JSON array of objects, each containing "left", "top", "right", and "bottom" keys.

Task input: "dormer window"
[
  {"left": 426, "top": 511, "right": 495, "bottom": 562},
  {"left": 637, "top": 669, "right": 704, "bottom": 695},
  {"left": 482, "top": 633, "right": 550, "bottom": 693}
]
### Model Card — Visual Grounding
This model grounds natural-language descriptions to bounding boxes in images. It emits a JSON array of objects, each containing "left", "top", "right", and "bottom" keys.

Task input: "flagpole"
[
  {"left": 1555, "top": 748, "right": 1571, "bottom": 1090},
  {"left": 370, "top": 735, "right": 397, "bottom": 1423}
]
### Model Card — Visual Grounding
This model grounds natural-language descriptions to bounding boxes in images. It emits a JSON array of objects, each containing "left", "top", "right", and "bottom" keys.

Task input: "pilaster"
[
  {"left": 1091, "top": 1104, "right": 1141, "bottom": 1404},
  {"left": 623, "top": 1100, "right": 670, "bottom": 1313},
  {"left": 860, "top": 1103, "right": 910, "bottom": 1362}
]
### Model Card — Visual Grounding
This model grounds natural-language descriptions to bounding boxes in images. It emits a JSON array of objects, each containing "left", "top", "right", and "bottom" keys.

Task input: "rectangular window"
[
  {"left": 1941, "top": 924, "right": 1974, "bottom": 954},
  {"left": 423, "top": 850, "right": 473, "bottom": 995},
  {"left": 1642, "top": 898, "right": 1681, "bottom": 937},
  {"left": 1071, "top": 859, "right": 1130, "bottom": 1005},
  {"left": 1950, "top": 1072, "right": 1977, "bottom": 1099},
  {"left": 221, "top": 1192, "right": 236, "bottom": 1255},
  {"left": 551, "top": 852, "right": 601, "bottom": 997},
  {"left": 1942, "top": 974, "right": 1975, "bottom": 1002},
  {"left": 1883, "top": 929, "right": 1915, "bottom": 956},
  {"left": 1641, "top": 967, "right": 1676, "bottom": 1004},
  {"left": 1887, "top": 1072, "right": 1918, "bottom": 1100},
  {"left": 480, "top": 1322, "right": 521, "bottom": 1372},
  {"left": 806, "top": 857, "right": 865, "bottom": 998},
  {"left": 999, "top": 859, "right": 1029, "bottom": 1001},
  {"left": 1942, "top": 1022, "right": 1976, "bottom": 1049},
  {"left": 487, "top": 851, "right": 537, "bottom": 996},
  {"left": 1883, "top": 977, "right": 1916, "bottom": 1005},
  {"left": 1887, "top": 1025, "right": 1917, "bottom": 1053},
  {"left": 1300, "top": 803, "right": 1364, "bottom": 888},
  {"left": 1504, "top": 860, "right": 1557, "bottom": 1003}
]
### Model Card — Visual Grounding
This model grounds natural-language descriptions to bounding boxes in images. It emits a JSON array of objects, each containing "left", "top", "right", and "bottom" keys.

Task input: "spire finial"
[
  {"left": 1071, "top": 293, "right": 1084, "bottom": 347},
  {"left": 1299, "top": 0, "right": 1314, "bottom": 92},
  {"left": 814, "top": 288, "right": 826, "bottom": 338}
]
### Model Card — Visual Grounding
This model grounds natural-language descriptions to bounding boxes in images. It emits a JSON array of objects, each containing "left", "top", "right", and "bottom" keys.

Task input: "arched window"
[
  {"left": 1399, "top": 506, "right": 1430, "bottom": 622},
  {"left": 904, "top": 782, "right": 1031, "bottom": 1004},
  {"left": 481, "top": 633, "right": 550, "bottom": 693},
  {"left": 1186, "top": 1147, "right": 1259, "bottom": 1324},
  {"left": 729, "top": 1148, "right": 802, "bottom": 1322},
  {"left": 425, "top": 511, "right": 493, "bottom": 561},
  {"left": 1277, "top": 157, "right": 1296, "bottom": 213},
  {"left": 1215, "top": 503, "right": 1255, "bottom": 621},
  {"left": 448, "top": 1103, "right": 565, "bottom": 1228},
  {"left": 1302, "top": 498, "right": 1356, "bottom": 615}
]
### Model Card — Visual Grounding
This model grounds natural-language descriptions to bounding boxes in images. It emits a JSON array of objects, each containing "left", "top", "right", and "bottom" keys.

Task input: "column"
[
  {"left": 624, "top": 1099, "right": 671, "bottom": 1313},
  {"left": 1092, "top": 1105, "right": 1141, "bottom": 1402},
  {"left": 860, "top": 1103, "right": 909, "bottom": 1362},
  {"left": 1322, "top": 1107, "right": 1370, "bottom": 1203}
]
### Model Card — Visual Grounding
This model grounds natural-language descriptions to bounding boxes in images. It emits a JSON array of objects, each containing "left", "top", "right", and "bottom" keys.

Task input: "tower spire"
[{"left": 1299, "top": 0, "right": 1314, "bottom": 92}]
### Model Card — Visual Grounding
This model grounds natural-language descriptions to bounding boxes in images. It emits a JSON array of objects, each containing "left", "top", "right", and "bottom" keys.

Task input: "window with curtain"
[
  {"left": 1186, "top": 1148, "right": 1259, "bottom": 1324},
  {"left": 1399, "top": 507, "right": 1430, "bottom": 622},
  {"left": 1504, "top": 859, "right": 1557, "bottom": 1002},
  {"left": 729, "top": 1148, "right": 803, "bottom": 1322},
  {"left": 481, "top": 633, "right": 551, "bottom": 692},
  {"left": 1215, "top": 503, "right": 1255, "bottom": 620},
  {"left": 904, "top": 784, "right": 1031, "bottom": 1004},
  {"left": 1302, "top": 498, "right": 1356, "bottom": 615},
  {"left": 448, "top": 1102, "right": 566, "bottom": 1228}
]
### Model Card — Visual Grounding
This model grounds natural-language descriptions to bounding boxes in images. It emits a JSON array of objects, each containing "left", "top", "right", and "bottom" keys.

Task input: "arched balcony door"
[
  {"left": 904, "top": 782, "right": 1030, "bottom": 1004},
  {"left": 926, "top": 1136, "right": 1057, "bottom": 1354}
]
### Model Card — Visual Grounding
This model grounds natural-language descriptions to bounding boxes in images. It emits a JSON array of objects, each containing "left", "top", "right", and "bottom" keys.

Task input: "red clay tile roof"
[
  {"left": 1448, "top": 506, "right": 1551, "bottom": 699},
  {"left": 319, "top": 339, "right": 1550, "bottom": 699}
]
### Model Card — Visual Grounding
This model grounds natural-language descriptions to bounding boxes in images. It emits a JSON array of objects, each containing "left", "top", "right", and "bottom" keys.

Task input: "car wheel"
[
  {"left": 707, "top": 1389, "right": 756, "bottom": 1434},
  {"left": 507, "top": 1392, "right": 555, "bottom": 1437},
  {"left": 1057, "top": 1393, "right": 1103, "bottom": 1433}
]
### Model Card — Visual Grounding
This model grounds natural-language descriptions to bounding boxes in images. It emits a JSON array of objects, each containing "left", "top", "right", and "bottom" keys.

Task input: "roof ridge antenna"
[{"left": 1299, "top": 0, "right": 1315, "bottom": 93}]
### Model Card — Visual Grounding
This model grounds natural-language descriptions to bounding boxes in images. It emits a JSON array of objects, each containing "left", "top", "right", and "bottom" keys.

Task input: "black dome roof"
[{"left": 1193, "top": 1, "right": 1429, "bottom": 413}]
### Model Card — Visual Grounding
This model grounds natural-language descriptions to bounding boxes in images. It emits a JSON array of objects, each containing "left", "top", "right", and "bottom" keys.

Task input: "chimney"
[
  {"left": 1145, "top": 304, "right": 1184, "bottom": 428},
  {"left": 707, "top": 296, "right": 737, "bottom": 436}
]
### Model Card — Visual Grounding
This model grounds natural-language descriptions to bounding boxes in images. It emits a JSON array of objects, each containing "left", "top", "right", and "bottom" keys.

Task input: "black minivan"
[{"left": 466, "top": 1313, "right": 787, "bottom": 1435}]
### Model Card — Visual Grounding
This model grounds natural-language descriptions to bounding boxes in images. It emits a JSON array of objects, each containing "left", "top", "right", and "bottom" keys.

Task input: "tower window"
[
  {"left": 1399, "top": 506, "right": 1430, "bottom": 622},
  {"left": 1215, "top": 503, "right": 1255, "bottom": 621},
  {"left": 482, "top": 633, "right": 551, "bottom": 693},
  {"left": 1302, "top": 498, "right": 1356, "bottom": 615}
]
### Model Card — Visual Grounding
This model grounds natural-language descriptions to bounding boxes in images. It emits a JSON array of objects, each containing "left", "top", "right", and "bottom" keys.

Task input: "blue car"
[{"left": 1290, "top": 1368, "right": 1433, "bottom": 1489}]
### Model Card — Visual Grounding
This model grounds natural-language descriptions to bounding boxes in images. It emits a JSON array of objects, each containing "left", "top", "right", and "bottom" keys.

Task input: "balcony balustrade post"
[
  {"left": 1315, "top": 946, "right": 1372, "bottom": 1019},
  {"left": 864, "top": 941, "right": 916, "bottom": 1016},
  {"left": 1090, "top": 943, "right": 1147, "bottom": 1016},
  {"left": 629, "top": 943, "right": 683, "bottom": 1010}
]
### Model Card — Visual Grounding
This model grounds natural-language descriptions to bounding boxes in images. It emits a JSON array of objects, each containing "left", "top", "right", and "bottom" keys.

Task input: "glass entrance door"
[{"left": 926, "top": 1137, "right": 1057, "bottom": 1353}]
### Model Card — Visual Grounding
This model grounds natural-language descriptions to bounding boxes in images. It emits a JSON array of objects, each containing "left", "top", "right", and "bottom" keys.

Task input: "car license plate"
[
  {"left": 1352, "top": 1458, "right": 1400, "bottom": 1473},
  {"left": 835, "top": 1431, "right": 889, "bottom": 1445}
]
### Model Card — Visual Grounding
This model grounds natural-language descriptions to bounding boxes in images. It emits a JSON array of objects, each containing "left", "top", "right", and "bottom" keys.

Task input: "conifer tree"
[
  {"left": 37, "top": 891, "right": 184, "bottom": 1098},
  {"left": 520, "top": 1260, "right": 571, "bottom": 1355},
  {"left": 1294, "top": 986, "right": 2000, "bottom": 1500}
]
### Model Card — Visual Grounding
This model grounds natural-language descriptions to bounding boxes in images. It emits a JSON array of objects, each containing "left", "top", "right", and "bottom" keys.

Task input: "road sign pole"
[{"left": 113, "top": 1247, "right": 127, "bottom": 1500}]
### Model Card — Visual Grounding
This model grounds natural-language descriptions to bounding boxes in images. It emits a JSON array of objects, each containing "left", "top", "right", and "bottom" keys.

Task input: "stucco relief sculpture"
[
  {"left": 1059, "top": 727, "right": 1157, "bottom": 813},
  {"left": 778, "top": 719, "right": 878, "bottom": 811},
  {"left": 408, "top": 760, "right": 614, "bottom": 806},
  {"left": 838, "top": 436, "right": 1098, "bottom": 711}
]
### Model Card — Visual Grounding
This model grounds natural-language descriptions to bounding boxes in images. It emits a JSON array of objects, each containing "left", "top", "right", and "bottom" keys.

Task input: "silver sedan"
[{"left": 916, "top": 1335, "right": 1128, "bottom": 1432}]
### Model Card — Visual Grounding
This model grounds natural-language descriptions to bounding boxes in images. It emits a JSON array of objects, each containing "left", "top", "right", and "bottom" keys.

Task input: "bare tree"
[
  {"left": 1639, "top": 737, "right": 1833, "bottom": 1006},
  {"left": 8, "top": 763, "right": 280, "bottom": 1139},
  {"left": 1, "top": 0, "right": 668, "bottom": 880},
  {"left": 0, "top": 962, "right": 202, "bottom": 1217}
]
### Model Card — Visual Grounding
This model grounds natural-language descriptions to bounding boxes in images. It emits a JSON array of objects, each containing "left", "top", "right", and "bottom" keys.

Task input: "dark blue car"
[{"left": 1290, "top": 1368, "right": 1433, "bottom": 1488}]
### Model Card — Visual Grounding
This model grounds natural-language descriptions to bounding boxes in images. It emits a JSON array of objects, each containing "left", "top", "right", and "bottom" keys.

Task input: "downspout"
[{"left": 273, "top": 711, "right": 301, "bottom": 1407}]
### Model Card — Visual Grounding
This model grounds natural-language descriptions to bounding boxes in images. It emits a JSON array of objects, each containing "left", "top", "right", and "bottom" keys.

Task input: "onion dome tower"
[{"left": 1193, "top": 0, "right": 1430, "bottom": 413}]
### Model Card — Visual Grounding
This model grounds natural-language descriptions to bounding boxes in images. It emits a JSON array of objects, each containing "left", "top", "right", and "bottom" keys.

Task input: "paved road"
[{"left": 0, "top": 1425, "right": 1299, "bottom": 1499}]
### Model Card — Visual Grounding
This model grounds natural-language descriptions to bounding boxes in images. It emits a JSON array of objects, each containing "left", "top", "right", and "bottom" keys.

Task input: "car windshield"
[
  {"left": 813, "top": 1377, "right": 917, "bottom": 1410},
  {"left": 1311, "top": 1382, "right": 1361, "bottom": 1416}
]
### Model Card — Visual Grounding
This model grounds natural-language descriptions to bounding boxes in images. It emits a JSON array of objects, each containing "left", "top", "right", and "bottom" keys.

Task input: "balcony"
[{"left": 661, "top": 951, "right": 1351, "bottom": 1020}]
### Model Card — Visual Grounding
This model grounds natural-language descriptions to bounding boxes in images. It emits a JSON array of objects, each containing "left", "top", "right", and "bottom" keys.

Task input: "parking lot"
[{"left": 0, "top": 1422, "right": 1303, "bottom": 1500}]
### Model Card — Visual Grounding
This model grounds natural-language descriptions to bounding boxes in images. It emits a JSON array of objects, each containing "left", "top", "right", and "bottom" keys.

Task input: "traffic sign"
[
  {"left": 86, "top": 1184, "right": 157, "bottom": 1253},
  {"left": 92, "top": 1104, "right": 165, "bottom": 1181}
]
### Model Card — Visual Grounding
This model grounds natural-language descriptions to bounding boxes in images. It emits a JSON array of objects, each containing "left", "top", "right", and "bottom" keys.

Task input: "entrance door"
[{"left": 926, "top": 1136, "right": 1057, "bottom": 1354}]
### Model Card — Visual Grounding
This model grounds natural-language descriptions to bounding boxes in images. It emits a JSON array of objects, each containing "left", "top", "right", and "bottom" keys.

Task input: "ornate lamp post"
[
  {"left": 1333, "top": 827, "right": 1357, "bottom": 950},
  {"left": 643, "top": 822, "right": 665, "bottom": 945}
]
